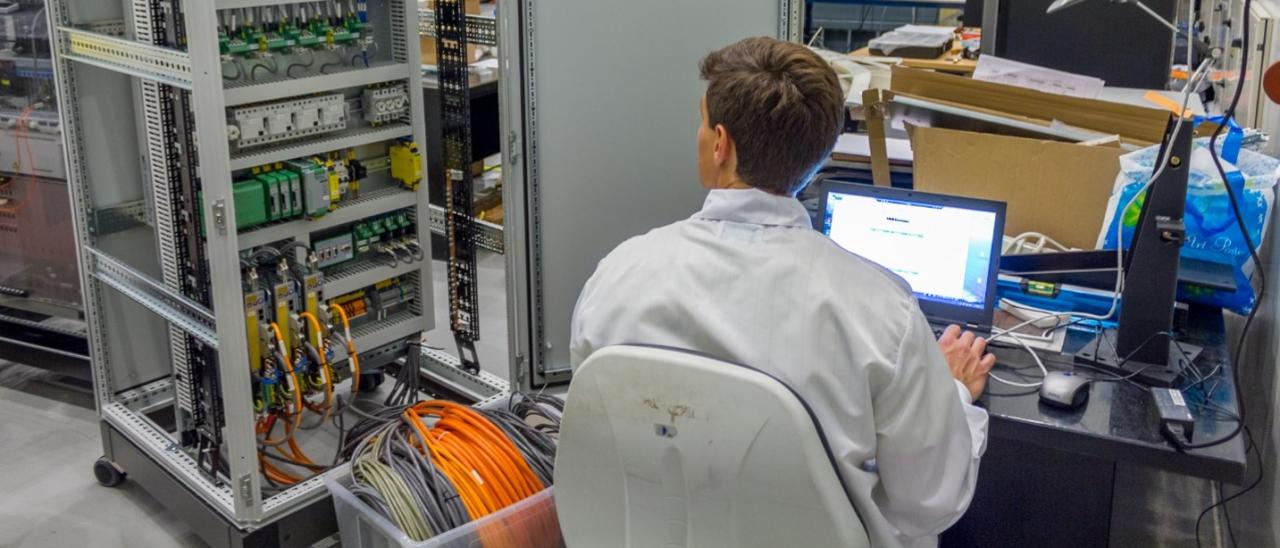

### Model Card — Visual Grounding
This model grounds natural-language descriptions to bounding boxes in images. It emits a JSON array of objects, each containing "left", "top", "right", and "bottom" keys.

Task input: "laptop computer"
[{"left": 818, "top": 182, "right": 1007, "bottom": 334}]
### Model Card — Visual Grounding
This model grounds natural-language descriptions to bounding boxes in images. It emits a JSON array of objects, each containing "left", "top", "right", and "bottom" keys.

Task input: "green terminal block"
[
  {"left": 262, "top": 174, "right": 282, "bottom": 221},
  {"left": 282, "top": 169, "right": 303, "bottom": 217},
  {"left": 258, "top": 172, "right": 281, "bottom": 220},
  {"left": 233, "top": 179, "right": 270, "bottom": 230},
  {"left": 289, "top": 160, "right": 332, "bottom": 218},
  {"left": 354, "top": 222, "right": 374, "bottom": 252}
]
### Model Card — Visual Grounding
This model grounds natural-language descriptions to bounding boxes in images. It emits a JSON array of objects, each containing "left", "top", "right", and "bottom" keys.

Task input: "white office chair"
[{"left": 555, "top": 345, "right": 871, "bottom": 548}]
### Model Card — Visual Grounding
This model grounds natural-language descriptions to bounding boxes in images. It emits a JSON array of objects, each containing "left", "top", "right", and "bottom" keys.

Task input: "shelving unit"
[{"left": 46, "top": 0, "right": 506, "bottom": 545}]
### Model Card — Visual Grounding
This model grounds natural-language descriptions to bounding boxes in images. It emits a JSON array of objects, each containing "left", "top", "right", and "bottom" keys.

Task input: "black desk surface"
[{"left": 979, "top": 305, "right": 1249, "bottom": 484}]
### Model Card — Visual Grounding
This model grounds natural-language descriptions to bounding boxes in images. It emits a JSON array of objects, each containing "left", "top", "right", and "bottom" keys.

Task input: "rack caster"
[{"left": 94, "top": 457, "right": 126, "bottom": 488}]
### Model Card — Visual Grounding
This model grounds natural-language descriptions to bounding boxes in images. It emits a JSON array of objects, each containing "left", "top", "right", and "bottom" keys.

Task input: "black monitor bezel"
[{"left": 818, "top": 181, "right": 1007, "bottom": 328}]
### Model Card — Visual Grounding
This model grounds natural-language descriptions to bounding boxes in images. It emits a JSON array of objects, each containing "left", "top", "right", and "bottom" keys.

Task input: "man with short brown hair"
[{"left": 570, "top": 37, "right": 992, "bottom": 547}]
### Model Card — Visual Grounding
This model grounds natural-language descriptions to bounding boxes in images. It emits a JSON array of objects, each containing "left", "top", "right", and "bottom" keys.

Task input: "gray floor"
[
  {"left": 0, "top": 252, "right": 511, "bottom": 548},
  {"left": 0, "top": 379, "right": 205, "bottom": 547}
]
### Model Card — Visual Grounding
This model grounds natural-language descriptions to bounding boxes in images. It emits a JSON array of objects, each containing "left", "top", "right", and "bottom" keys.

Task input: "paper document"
[
  {"left": 895, "top": 25, "right": 957, "bottom": 37},
  {"left": 973, "top": 55, "right": 1105, "bottom": 99},
  {"left": 832, "top": 133, "right": 914, "bottom": 162},
  {"left": 992, "top": 310, "right": 1067, "bottom": 354}
]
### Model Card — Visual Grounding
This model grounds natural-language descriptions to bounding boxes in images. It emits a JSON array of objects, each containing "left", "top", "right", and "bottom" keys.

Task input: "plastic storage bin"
[{"left": 326, "top": 466, "right": 564, "bottom": 548}]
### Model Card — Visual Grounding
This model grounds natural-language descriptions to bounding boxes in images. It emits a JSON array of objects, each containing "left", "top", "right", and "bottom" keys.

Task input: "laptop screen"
[{"left": 821, "top": 185, "right": 1003, "bottom": 322}]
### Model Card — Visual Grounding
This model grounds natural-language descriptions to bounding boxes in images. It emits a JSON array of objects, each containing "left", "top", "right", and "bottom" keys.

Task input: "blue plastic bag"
[{"left": 1098, "top": 123, "right": 1279, "bottom": 315}]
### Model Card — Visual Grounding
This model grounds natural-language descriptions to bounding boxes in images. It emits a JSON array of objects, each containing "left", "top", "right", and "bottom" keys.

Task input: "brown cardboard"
[
  {"left": 890, "top": 66, "right": 1171, "bottom": 145},
  {"left": 911, "top": 126, "right": 1123, "bottom": 250},
  {"left": 420, "top": 0, "right": 482, "bottom": 65}
]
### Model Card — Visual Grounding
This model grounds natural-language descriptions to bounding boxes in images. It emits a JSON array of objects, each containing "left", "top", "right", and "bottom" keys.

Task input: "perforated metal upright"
[{"left": 45, "top": 1, "right": 502, "bottom": 545}]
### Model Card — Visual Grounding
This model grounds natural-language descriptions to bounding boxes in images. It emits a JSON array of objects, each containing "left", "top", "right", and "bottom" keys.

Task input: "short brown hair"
[{"left": 700, "top": 37, "right": 844, "bottom": 196}]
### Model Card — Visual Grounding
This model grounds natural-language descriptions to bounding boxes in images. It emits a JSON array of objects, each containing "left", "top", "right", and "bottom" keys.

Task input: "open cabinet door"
[{"left": 500, "top": 0, "right": 803, "bottom": 390}]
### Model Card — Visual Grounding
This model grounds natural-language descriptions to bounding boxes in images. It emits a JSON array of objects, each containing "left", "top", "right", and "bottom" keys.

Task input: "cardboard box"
[
  {"left": 911, "top": 126, "right": 1124, "bottom": 251},
  {"left": 890, "top": 66, "right": 1171, "bottom": 146},
  {"left": 868, "top": 67, "right": 1176, "bottom": 249},
  {"left": 420, "top": 0, "right": 482, "bottom": 65}
]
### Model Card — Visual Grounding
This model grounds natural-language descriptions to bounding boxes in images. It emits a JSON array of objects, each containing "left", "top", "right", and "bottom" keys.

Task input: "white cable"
[
  {"left": 1004, "top": 231, "right": 1073, "bottom": 254},
  {"left": 986, "top": 328, "right": 1049, "bottom": 388}
]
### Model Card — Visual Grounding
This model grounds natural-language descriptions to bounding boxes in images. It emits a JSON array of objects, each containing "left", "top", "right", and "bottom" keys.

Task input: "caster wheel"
[
  {"left": 360, "top": 372, "right": 385, "bottom": 390},
  {"left": 94, "top": 457, "right": 126, "bottom": 488}
]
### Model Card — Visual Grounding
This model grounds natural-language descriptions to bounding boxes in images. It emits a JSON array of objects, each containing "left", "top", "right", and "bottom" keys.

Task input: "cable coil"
[{"left": 342, "top": 394, "right": 564, "bottom": 544}]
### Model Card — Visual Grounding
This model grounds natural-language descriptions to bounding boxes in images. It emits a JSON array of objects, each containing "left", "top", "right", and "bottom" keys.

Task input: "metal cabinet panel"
[{"left": 502, "top": 0, "right": 801, "bottom": 389}]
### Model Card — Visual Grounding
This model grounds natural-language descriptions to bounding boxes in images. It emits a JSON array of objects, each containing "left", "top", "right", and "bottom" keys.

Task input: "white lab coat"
[{"left": 569, "top": 188, "right": 989, "bottom": 548}]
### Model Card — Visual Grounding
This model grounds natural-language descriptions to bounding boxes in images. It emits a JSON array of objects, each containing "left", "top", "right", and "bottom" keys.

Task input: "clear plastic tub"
[{"left": 326, "top": 466, "right": 564, "bottom": 548}]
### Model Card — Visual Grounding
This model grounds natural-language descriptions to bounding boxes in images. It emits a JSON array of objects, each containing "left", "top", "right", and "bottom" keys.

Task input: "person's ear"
[{"left": 714, "top": 124, "right": 730, "bottom": 165}]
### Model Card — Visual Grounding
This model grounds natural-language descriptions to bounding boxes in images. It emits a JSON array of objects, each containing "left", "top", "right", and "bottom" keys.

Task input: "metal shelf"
[
  {"left": 230, "top": 123, "right": 413, "bottom": 171},
  {"left": 85, "top": 247, "right": 219, "bottom": 349},
  {"left": 350, "top": 310, "right": 428, "bottom": 354},
  {"left": 421, "top": 346, "right": 508, "bottom": 403},
  {"left": 237, "top": 187, "right": 415, "bottom": 250},
  {"left": 57, "top": 27, "right": 192, "bottom": 88},
  {"left": 225, "top": 62, "right": 412, "bottom": 107},
  {"left": 323, "top": 257, "right": 425, "bottom": 297}
]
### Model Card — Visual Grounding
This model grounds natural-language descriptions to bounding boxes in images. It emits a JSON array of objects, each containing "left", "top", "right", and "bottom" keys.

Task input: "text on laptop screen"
[{"left": 823, "top": 192, "right": 997, "bottom": 311}]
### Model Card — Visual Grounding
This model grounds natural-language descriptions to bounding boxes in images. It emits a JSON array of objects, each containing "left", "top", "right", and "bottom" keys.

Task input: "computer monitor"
[{"left": 818, "top": 182, "right": 1006, "bottom": 328}]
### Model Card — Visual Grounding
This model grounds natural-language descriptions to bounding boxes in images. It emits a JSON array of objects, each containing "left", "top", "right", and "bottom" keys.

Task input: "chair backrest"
[{"left": 555, "top": 345, "right": 871, "bottom": 548}]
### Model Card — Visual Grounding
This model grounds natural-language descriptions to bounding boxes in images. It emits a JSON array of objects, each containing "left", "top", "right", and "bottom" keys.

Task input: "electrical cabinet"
[{"left": 47, "top": 0, "right": 506, "bottom": 544}]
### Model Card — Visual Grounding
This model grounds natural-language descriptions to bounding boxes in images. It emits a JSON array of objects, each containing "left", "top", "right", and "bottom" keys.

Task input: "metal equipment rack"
[
  {"left": 0, "top": 0, "right": 91, "bottom": 381},
  {"left": 47, "top": 0, "right": 506, "bottom": 545}
]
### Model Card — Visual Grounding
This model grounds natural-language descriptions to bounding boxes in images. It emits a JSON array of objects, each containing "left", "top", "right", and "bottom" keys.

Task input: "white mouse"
[{"left": 1039, "top": 371, "right": 1092, "bottom": 409}]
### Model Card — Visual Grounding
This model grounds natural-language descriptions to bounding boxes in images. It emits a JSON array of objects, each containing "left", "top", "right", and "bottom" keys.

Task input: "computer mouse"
[{"left": 1039, "top": 371, "right": 1092, "bottom": 409}]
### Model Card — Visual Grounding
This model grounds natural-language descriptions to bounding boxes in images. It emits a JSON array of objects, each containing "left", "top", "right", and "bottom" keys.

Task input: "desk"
[
  {"left": 942, "top": 305, "right": 1248, "bottom": 547},
  {"left": 849, "top": 45, "right": 976, "bottom": 74}
]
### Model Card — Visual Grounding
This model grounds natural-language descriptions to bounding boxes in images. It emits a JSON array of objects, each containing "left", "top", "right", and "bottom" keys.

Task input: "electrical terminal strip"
[
  {"left": 220, "top": 149, "right": 369, "bottom": 232},
  {"left": 217, "top": 1, "right": 376, "bottom": 84},
  {"left": 362, "top": 84, "right": 410, "bottom": 125},
  {"left": 228, "top": 93, "right": 347, "bottom": 149}
]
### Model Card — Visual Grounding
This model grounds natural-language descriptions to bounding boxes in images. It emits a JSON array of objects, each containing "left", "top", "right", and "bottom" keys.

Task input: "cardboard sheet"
[
  {"left": 911, "top": 126, "right": 1123, "bottom": 250},
  {"left": 891, "top": 66, "right": 1171, "bottom": 145}
]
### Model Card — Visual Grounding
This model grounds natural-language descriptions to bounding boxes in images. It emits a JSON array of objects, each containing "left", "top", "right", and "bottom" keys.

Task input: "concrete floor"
[
  {"left": 0, "top": 381, "right": 205, "bottom": 547},
  {"left": 0, "top": 252, "right": 511, "bottom": 548}
]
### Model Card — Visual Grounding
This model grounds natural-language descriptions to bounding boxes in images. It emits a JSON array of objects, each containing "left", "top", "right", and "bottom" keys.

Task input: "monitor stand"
[
  {"left": 1073, "top": 118, "right": 1198, "bottom": 388},
  {"left": 1074, "top": 335, "right": 1202, "bottom": 387}
]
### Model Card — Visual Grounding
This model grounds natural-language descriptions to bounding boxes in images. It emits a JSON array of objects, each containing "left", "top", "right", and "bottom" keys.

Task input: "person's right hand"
[{"left": 937, "top": 325, "right": 997, "bottom": 402}]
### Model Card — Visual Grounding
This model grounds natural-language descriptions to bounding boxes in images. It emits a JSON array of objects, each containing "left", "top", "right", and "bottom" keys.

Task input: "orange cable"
[{"left": 329, "top": 303, "right": 361, "bottom": 393}]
